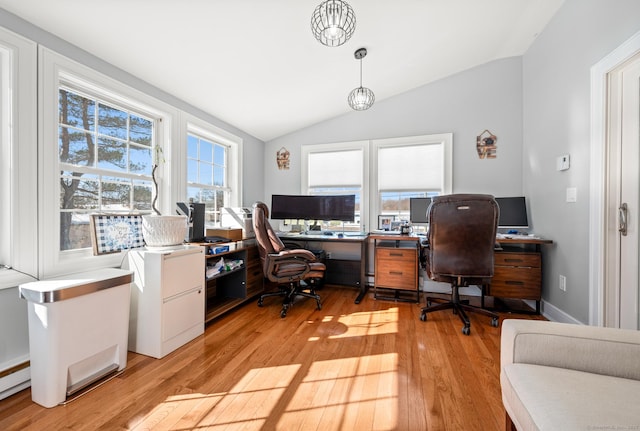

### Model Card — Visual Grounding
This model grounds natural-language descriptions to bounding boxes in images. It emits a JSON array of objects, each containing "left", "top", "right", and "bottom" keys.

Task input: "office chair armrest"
[
  {"left": 266, "top": 252, "right": 312, "bottom": 283},
  {"left": 275, "top": 248, "right": 318, "bottom": 262}
]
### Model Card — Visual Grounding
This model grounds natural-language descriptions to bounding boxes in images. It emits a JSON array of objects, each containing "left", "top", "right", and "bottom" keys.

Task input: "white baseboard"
[{"left": 540, "top": 300, "right": 583, "bottom": 324}]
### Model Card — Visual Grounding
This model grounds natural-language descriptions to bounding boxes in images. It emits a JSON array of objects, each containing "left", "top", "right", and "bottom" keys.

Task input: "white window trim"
[
  {"left": 39, "top": 47, "right": 178, "bottom": 278},
  {"left": 370, "top": 133, "right": 452, "bottom": 231},
  {"left": 181, "top": 112, "right": 243, "bottom": 208},
  {"left": 0, "top": 27, "right": 37, "bottom": 287}
]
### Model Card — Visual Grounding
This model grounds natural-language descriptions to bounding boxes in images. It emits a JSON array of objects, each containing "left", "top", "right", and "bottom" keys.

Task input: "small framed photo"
[
  {"left": 390, "top": 220, "right": 402, "bottom": 231},
  {"left": 378, "top": 215, "right": 395, "bottom": 230}
]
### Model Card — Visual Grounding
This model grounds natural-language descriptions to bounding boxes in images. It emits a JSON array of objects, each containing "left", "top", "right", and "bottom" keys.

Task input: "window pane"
[
  {"left": 199, "top": 162, "right": 213, "bottom": 185},
  {"left": 133, "top": 181, "right": 152, "bottom": 211},
  {"left": 60, "top": 173, "right": 99, "bottom": 210},
  {"left": 97, "top": 137, "right": 127, "bottom": 172},
  {"left": 200, "top": 140, "right": 213, "bottom": 163},
  {"left": 60, "top": 212, "right": 92, "bottom": 251},
  {"left": 129, "top": 115, "right": 152, "bottom": 147},
  {"left": 129, "top": 144, "right": 152, "bottom": 174},
  {"left": 59, "top": 89, "right": 95, "bottom": 131},
  {"left": 102, "top": 180, "right": 131, "bottom": 210},
  {"left": 187, "top": 159, "right": 198, "bottom": 183},
  {"left": 98, "top": 104, "right": 127, "bottom": 139},
  {"left": 187, "top": 135, "right": 198, "bottom": 158},
  {"left": 214, "top": 144, "right": 225, "bottom": 166},
  {"left": 59, "top": 126, "right": 95, "bottom": 166},
  {"left": 213, "top": 166, "right": 225, "bottom": 186}
]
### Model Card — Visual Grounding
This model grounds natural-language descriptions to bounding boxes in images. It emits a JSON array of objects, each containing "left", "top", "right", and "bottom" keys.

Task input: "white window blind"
[
  {"left": 378, "top": 144, "right": 443, "bottom": 191},
  {"left": 308, "top": 149, "right": 363, "bottom": 188}
]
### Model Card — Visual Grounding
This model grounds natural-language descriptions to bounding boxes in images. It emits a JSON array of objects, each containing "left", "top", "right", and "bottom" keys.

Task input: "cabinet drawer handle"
[
  {"left": 505, "top": 281, "right": 524, "bottom": 285},
  {"left": 389, "top": 252, "right": 404, "bottom": 257},
  {"left": 504, "top": 259, "right": 524, "bottom": 263},
  {"left": 390, "top": 271, "right": 403, "bottom": 275}
]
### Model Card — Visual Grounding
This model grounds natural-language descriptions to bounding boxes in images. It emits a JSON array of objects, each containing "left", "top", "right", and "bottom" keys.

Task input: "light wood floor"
[{"left": 0, "top": 285, "right": 543, "bottom": 431}]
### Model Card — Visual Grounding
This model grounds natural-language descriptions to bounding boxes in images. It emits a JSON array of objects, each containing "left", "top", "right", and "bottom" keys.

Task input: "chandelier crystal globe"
[
  {"left": 348, "top": 48, "right": 375, "bottom": 111},
  {"left": 311, "top": 0, "right": 356, "bottom": 47}
]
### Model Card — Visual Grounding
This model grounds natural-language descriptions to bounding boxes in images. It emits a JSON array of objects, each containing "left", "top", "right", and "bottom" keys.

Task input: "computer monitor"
[
  {"left": 495, "top": 196, "right": 529, "bottom": 229},
  {"left": 409, "top": 197, "right": 432, "bottom": 224}
]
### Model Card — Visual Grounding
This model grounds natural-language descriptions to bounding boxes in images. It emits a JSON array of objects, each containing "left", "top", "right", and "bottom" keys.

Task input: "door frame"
[{"left": 589, "top": 30, "right": 640, "bottom": 326}]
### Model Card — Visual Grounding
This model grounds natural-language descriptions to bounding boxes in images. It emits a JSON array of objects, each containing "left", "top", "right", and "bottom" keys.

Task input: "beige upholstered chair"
[
  {"left": 420, "top": 194, "right": 500, "bottom": 335},
  {"left": 252, "top": 201, "right": 325, "bottom": 318},
  {"left": 501, "top": 319, "right": 640, "bottom": 430}
]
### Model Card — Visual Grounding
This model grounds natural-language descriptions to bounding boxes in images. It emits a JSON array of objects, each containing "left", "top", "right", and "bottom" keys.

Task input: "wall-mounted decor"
[
  {"left": 90, "top": 214, "right": 145, "bottom": 255},
  {"left": 276, "top": 147, "right": 290, "bottom": 170},
  {"left": 476, "top": 129, "right": 497, "bottom": 159}
]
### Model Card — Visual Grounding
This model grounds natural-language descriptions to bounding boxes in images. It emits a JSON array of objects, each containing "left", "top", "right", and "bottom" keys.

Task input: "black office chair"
[
  {"left": 420, "top": 194, "right": 500, "bottom": 335},
  {"left": 252, "top": 201, "right": 325, "bottom": 317}
]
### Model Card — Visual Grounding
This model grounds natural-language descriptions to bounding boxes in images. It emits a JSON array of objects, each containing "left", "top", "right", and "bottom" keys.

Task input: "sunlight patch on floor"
[
  {"left": 279, "top": 353, "right": 399, "bottom": 430},
  {"left": 329, "top": 307, "right": 399, "bottom": 339},
  {"left": 129, "top": 364, "right": 301, "bottom": 430}
]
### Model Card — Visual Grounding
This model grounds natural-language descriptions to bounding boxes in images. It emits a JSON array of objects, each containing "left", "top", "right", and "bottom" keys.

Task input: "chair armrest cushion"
[
  {"left": 501, "top": 319, "right": 640, "bottom": 380},
  {"left": 274, "top": 249, "right": 318, "bottom": 262}
]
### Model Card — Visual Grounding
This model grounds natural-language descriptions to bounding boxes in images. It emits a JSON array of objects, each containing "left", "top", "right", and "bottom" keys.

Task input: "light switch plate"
[{"left": 566, "top": 187, "right": 577, "bottom": 202}]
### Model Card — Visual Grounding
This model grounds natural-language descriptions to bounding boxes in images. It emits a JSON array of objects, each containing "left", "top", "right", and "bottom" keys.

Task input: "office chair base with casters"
[
  {"left": 258, "top": 279, "right": 322, "bottom": 318},
  {"left": 420, "top": 194, "right": 501, "bottom": 336},
  {"left": 420, "top": 281, "right": 499, "bottom": 335}
]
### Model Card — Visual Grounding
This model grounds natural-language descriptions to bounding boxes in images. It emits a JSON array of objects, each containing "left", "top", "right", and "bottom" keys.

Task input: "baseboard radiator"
[{"left": 0, "top": 358, "right": 30, "bottom": 401}]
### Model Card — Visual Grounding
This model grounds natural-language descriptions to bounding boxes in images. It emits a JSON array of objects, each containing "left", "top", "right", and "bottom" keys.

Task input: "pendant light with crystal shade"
[
  {"left": 348, "top": 48, "right": 375, "bottom": 111},
  {"left": 311, "top": 0, "right": 356, "bottom": 47}
]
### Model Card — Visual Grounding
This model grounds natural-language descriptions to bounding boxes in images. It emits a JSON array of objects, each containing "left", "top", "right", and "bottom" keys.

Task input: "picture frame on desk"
[{"left": 378, "top": 215, "right": 395, "bottom": 230}]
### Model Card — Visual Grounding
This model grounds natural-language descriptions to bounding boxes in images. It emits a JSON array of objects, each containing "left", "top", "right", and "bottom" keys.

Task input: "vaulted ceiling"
[{"left": 0, "top": 0, "right": 564, "bottom": 141}]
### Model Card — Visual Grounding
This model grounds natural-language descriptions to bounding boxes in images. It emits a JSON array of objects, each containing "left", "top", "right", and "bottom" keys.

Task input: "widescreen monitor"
[
  {"left": 495, "top": 196, "right": 529, "bottom": 229},
  {"left": 270, "top": 194, "right": 355, "bottom": 221},
  {"left": 409, "top": 197, "right": 432, "bottom": 224}
]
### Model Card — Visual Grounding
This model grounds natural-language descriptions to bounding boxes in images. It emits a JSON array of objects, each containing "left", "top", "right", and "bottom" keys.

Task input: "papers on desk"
[
  {"left": 370, "top": 229, "right": 401, "bottom": 235},
  {"left": 496, "top": 233, "right": 540, "bottom": 240}
]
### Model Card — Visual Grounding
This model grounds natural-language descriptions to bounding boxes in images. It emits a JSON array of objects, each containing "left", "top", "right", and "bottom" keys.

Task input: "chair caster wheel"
[
  {"left": 462, "top": 326, "right": 470, "bottom": 335},
  {"left": 257, "top": 299, "right": 264, "bottom": 307},
  {"left": 420, "top": 313, "right": 427, "bottom": 322},
  {"left": 491, "top": 317, "right": 499, "bottom": 327},
  {"left": 317, "top": 303, "right": 322, "bottom": 310},
  {"left": 280, "top": 309, "right": 287, "bottom": 318}
]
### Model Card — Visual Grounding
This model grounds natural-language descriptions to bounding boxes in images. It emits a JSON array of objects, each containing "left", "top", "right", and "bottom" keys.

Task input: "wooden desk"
[
  {"left": 487, "top": 236, "right": 553, "bottom": 314},
  {"left": 278, "top": 233, "right": 369, "bottom": 303},
  {"left": 369, "top": 233, "right": 422, "bottom": 302}
]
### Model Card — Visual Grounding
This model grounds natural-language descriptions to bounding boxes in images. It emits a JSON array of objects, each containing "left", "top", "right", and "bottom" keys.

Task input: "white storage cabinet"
[{"left": 124, "top": 246, "right": 205, "bottom": 358}]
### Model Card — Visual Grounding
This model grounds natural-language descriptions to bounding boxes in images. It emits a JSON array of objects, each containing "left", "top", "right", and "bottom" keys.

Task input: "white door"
[{"left": 607, "top": 52, "right": 640, "bottom": 329}]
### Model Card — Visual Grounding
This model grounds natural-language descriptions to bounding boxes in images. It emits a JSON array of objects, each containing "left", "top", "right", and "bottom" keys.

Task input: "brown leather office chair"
[
  {"left": 420, "top": 194, "right": 500, "bottom": 335},
  {"left": 252, "top": 201, "right": 325, "bottom": 317}
]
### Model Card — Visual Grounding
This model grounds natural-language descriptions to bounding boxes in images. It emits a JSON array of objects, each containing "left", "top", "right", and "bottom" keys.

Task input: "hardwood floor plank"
[{"left": 0, "top": 285, "right": 544, "bottom": 430}]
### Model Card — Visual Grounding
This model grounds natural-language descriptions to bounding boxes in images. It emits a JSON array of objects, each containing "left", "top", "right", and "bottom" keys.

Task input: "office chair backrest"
[
  {"left": 252, "top": 201, "right": 286, "bottom": 272},
  {"left": 427, "top": 194, "right": 499, "bottom": 278}
]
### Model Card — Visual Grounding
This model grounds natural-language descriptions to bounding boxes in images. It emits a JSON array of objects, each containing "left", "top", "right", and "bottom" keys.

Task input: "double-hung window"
[
  {"left": 302, "top": 141, "right": 367, "bottom": 232},
  {"left": 185, "top": 120, "right": 241, "bottom": 227},
  {"left": 302, "top": 134, "right": 451, "bottom": 232},
  {"left": 57, "top": 87, "right": 155, "bottom": 251},
  {"left": 372, "top": 134, "right": 452, "bottom": 230},
  {"left": 40, "top": 48, "right": 173, "bottom": 277}
]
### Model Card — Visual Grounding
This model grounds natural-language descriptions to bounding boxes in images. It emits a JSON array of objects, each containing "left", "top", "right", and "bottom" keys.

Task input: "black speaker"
[{"left": 177, "top": 202, "right": 206, "bottom": 242}]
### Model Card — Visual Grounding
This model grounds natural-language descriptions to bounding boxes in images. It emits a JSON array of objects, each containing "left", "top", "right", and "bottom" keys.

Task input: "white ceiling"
[{"left": 0, "top": 0, "right": 564, "bottom": 142}]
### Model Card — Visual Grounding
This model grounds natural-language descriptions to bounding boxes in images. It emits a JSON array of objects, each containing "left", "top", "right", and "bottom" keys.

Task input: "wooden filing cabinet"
[
  {"left": 371, "top": 236, "right": 421, "bottom": 302},
  {"left": 488, "top": 251, "right": 542, "bottom": 310}
]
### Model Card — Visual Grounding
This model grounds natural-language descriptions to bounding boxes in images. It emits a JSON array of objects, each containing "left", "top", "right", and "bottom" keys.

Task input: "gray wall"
[
  {"left": 523, "top": 0, "right": 640, "bottom": 323},
  {"left": 265, "top": 57, "right": 525, "bottom": 201}
]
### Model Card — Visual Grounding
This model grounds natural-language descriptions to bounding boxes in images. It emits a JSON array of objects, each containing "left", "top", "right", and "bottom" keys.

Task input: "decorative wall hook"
[
  {"left": 276, "top": 147, "right": 290, "bottom": 170},
  {"left": 476, "top": 130, "right": 497, "bottom": 159}
]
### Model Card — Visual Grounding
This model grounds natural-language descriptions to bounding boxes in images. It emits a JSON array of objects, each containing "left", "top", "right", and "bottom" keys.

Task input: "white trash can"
[{"left": 19, "top": 268, "right": 132, "bottom": 408}]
